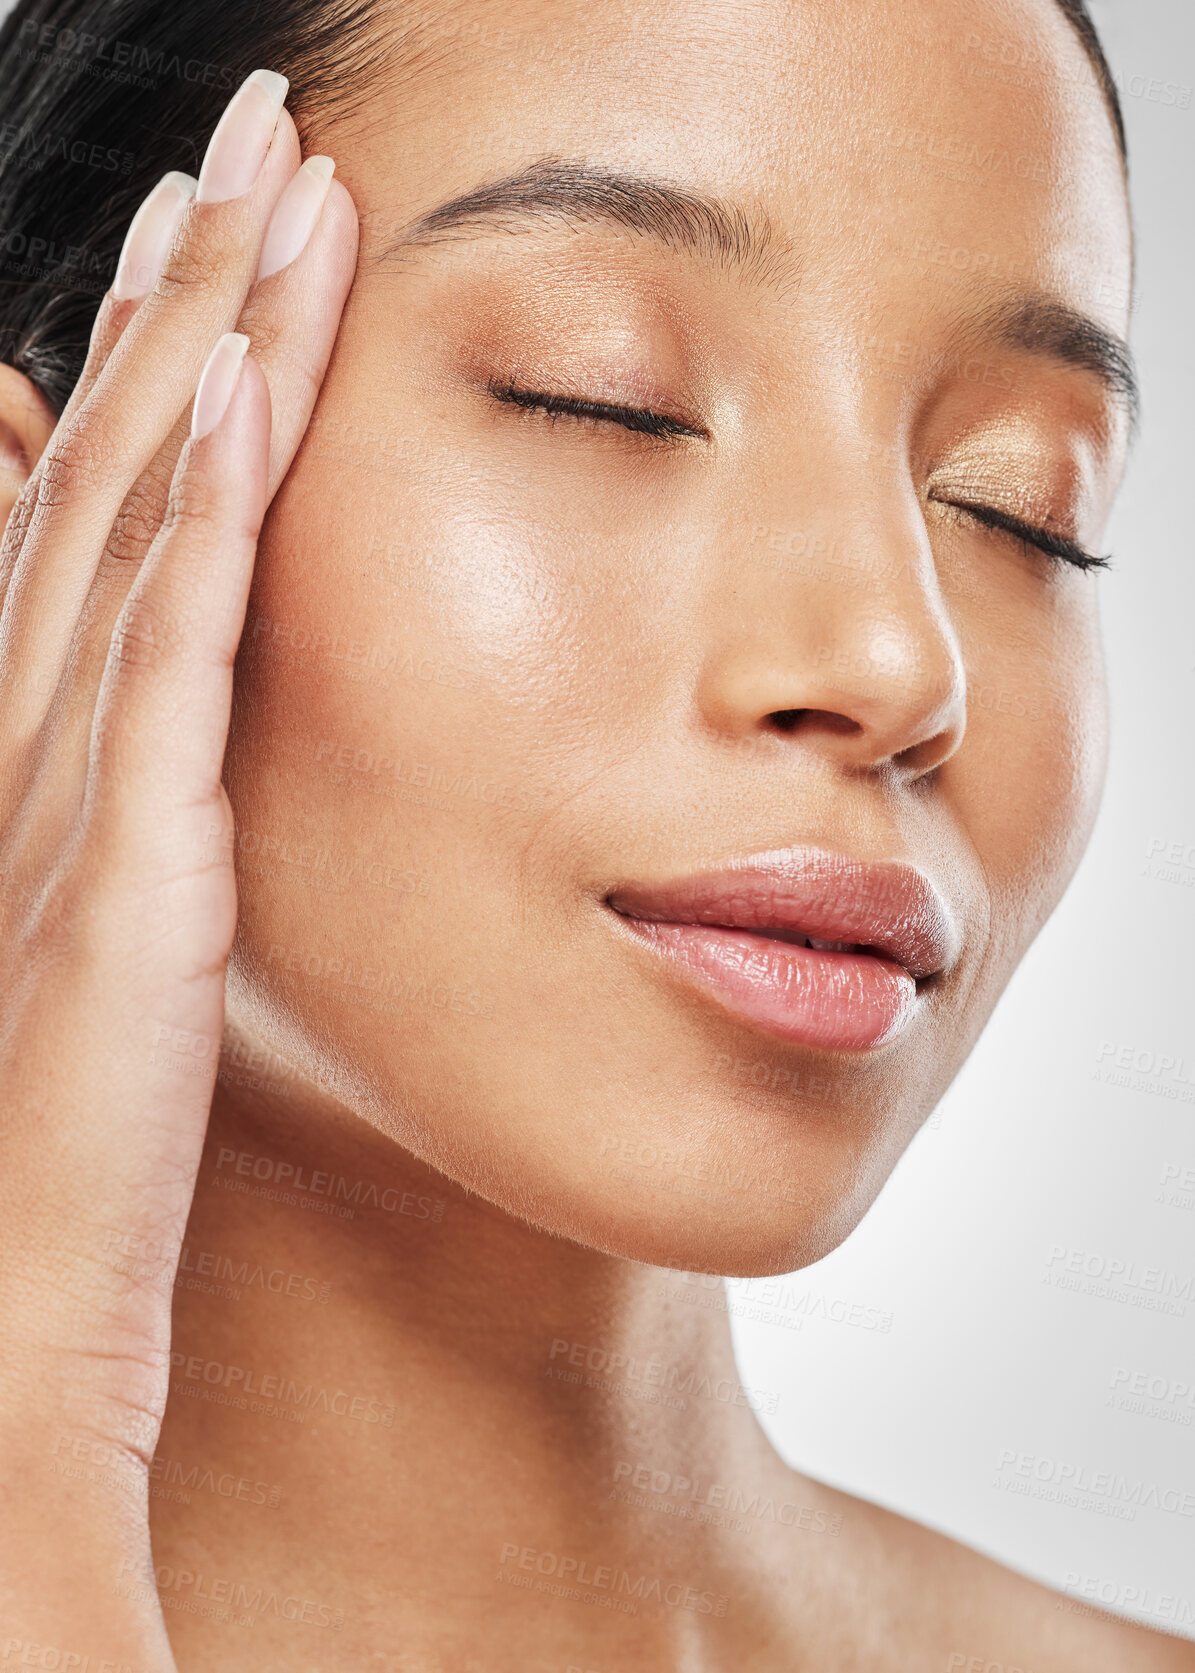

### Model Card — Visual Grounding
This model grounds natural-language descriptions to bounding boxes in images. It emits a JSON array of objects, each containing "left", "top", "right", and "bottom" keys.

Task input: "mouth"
[{"left": 605, "top": 848, "right": 959, "bottom": 1053}]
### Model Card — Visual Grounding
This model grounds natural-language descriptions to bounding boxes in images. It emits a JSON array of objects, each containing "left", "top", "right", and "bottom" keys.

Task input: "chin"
[
  {"left": 389, "top": 1054, "right": 931, "bottom": 1279},
  {"left": 568, "top": 1181, "right": 888, "bottom": 1280}
]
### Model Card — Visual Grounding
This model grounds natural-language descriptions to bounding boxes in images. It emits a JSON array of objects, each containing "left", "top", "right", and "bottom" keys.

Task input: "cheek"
[
  {"left": 955, "top": 590, "right": 1108, "bottom": 958},
  {"left": 227, "top": 448, "right": 529, "bottom": 858},
  {"left": 235, "top": 370, "right": 706, "bottom": 813},
  {"left": 221, "top": 413, "right": 626, "bottom": 1058}
]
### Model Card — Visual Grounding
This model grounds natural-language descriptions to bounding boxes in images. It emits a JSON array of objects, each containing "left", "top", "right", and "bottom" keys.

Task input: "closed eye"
[
  {"left": 487, "top": 388, "right": 1108, "bottom": 572},
  {"left": 929, "top": 491, "right": 1110, "bottom": 573},
  {"left": 488, "top": 378, "right": 708, "bottom": 441}
]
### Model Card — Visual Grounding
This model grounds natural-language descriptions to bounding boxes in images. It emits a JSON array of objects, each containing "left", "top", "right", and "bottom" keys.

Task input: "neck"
[{"left": 151, "top": 1065, "right": 790, "bottom": 1654}]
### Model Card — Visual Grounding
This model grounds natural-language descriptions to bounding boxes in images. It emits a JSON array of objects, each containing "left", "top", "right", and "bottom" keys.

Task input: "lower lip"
[{"left": 617, "top": 919, "right": 919, "bottom": 1051}]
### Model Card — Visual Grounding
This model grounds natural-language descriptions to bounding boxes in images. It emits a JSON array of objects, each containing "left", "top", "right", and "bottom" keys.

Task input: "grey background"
[
  {"left": 1, "top": 0, "right": 1187, "bottom": 1633},
  {"left": 735, "top": 0, "right": 1195, "bottom": 1634}
]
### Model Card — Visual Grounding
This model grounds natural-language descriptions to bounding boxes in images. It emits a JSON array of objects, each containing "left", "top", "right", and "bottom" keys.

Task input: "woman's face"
[{"left": 223, "top": 0, "right": 1131, "bottom": 1274}]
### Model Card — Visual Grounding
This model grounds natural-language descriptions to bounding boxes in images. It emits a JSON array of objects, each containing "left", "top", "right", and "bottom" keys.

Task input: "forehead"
[{"left": 350, "top": 0, "right": 1131, "bottom": 330}]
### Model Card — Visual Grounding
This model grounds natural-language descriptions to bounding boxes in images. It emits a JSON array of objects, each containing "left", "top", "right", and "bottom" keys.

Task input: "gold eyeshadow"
[{"left": 926, "top": 410, "right": 1093, "bottom": 532}]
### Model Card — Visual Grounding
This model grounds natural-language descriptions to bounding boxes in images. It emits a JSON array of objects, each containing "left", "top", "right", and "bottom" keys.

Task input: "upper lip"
[{"left": 606, "top": 848, "right": 960, "bottom": 981}]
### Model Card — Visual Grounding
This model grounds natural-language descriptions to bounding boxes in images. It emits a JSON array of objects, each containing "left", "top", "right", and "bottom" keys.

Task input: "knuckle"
[
  {"left": 162, "top": 487, "right": 221, "bottom": 543},
  {"left": 236, "top": 299, "right": 284, "bottom": 362},
  {"left": 161, "top": 458, "right": 224, "bottom": 539},
  {"left": 154, "top": 229, "right": 224, "bottom": 302},
  {"left": 37, "top": 414, "right": 117, "bottom": 506},
  {"left": 236, "top": 304, "right": 320, "bottom": 410},
  {"left": 107, "top": 470, "right": 170, "bottom": 565},
  {"left": 110, "top": 596, "right": 186, "bottom": 671}
]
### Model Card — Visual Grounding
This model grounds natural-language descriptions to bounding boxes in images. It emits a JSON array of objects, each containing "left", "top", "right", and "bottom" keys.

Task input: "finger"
[
  {"left": 66, "top": 170, "right": 203, "bottom": 418},
  {"left": 0, "top": 75, "right": 299, "bottom": 745},
  {"left": 93, "top": 164, "right": 356, "bottom": 575},
  {"left": 85, "top": 338, "right": 270, "bottom": 885},
  {"left": 240, "top": 167, "right": 360, "bottom": 488},
  {"left": 95, "top": 165, "right": 357, "bottom": 579},
  {"left": 0, "top": 173, "right": 196, "bottom": 613},
  {"left": 24, "top": 168, "right": 359, "bottom": 838}
]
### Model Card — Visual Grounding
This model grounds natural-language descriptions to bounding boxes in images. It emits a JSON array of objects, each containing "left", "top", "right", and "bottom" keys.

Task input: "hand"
[{"left": 0, "top": 71, "right": 357, "bottom": 1661}]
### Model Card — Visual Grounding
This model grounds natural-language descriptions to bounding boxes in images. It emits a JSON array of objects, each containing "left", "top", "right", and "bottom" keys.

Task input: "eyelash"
[
  {"left": 929, "top": 493, "right": 1110, "bottom": 573},
  {"left": 488, "top": 379, "right": 705, "bottom": 441},
  {"left": 488, "top": 382, "right": 1109, "bottom": 574}
]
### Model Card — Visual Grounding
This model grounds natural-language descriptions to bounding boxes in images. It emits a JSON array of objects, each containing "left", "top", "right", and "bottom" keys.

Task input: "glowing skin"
[
  {"left": 154, "top": 1, "right": 1172, "bottom": 1665},
  {"left": 220, "top": 0, "right": 1129, "bottom": 1281},
  {"left": 3, "top": 0, "right": 1186, "bottom": 1666}
]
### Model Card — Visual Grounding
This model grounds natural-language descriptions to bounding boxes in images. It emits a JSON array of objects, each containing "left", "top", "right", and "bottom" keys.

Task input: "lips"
[{"left": 606, "top": 849, "right": 959, "bottom": 1052}]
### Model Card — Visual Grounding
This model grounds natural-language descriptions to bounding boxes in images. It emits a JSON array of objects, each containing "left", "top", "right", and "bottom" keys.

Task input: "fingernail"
[
  {"left": 196, "top": 68, "right": 289, "bottom": 204},
  {"left": 112, "top": 171, "right": 197, "bottom": 300},
  {"left": 257, "top": 155, "right": 335, "bottom": 280},
  {"left": 192, "top": 333, "right": 250, "bottom": 440}
]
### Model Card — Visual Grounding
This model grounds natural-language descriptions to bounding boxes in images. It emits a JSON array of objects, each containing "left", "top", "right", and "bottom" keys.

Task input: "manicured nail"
[
  {"left": 257, "top": 156, "right": 335, "bottom": 280},
  {"left": 191, "top": 333, "right": 250, "bottom": 440},
  {"left": 112, "top": 171, "right": 197, "bottom": 300},
  {"left": 196, "top": 69, "right": 289, "bottom": 204}
]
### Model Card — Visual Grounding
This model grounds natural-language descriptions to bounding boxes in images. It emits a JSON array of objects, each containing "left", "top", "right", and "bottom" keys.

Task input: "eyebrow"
[
  {"left": 382, "top": 156, "right": 791, "bottom": 282},
  {"left": 978, "top": 293, "right": 1139, "bottom": 430},
  {"left": 382, "top": 158, "right": 1138, "bottom": 427}
]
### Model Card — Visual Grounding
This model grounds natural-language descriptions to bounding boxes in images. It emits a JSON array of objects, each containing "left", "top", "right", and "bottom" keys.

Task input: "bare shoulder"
[{"left": 778, "top": 1471, "right": 1195, "bottom": 1671}]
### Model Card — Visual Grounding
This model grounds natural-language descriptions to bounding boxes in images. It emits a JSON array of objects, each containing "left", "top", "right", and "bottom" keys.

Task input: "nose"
[{"left": 695, "top": 465, "right": 967, "bottom": 781}]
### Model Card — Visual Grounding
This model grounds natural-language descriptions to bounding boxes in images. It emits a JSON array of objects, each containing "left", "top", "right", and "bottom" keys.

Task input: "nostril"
[
  {"left": 767, "top": 708, "right": 861, "bottom": 736},
  {"left": 768, "top": 708, "right": 805, "bottom": 733}
]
